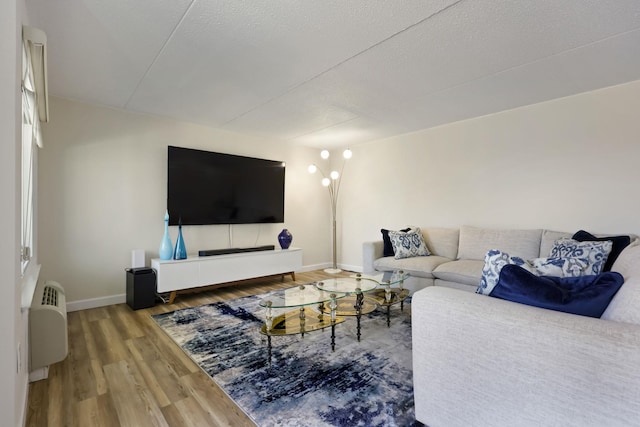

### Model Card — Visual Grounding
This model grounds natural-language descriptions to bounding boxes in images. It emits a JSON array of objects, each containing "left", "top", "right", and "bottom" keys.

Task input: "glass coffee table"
[
  {"left": 354, "top": 270, "right": 410, "bottom": 327},
  {"left": 314, "top": 276, "right": 378, "bottom": 342},
  {"left": 258, "top": 284, "right": 346, "bottom": 363},
  {"left": 258, "top": 272, "right": 410, "bottom": 363}
]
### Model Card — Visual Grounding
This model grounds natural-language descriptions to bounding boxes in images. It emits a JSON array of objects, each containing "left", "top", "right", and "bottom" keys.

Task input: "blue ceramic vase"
[
  {"left": 278, "top": 229, "right": 293, "bottom": 249},
  {"left": 159, "top": 210, "right": 173, "bottom": 260},
  {"left": 173, "top": 219, "right": 187, "bottom": 260}
]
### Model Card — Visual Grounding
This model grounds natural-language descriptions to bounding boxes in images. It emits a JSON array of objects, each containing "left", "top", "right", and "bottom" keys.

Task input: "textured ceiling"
[{"left": 24, "top": 0, "right": 640, "bottom": 148}]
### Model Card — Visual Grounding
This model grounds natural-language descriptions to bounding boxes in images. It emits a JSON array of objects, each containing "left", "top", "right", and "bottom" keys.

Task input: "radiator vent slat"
[{"left": 41, "top": 286, "right": 58, "bottom": 307}]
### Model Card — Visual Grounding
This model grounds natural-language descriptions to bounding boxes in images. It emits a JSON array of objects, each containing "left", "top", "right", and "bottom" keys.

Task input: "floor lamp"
[{"left": 308, "top": 148, "right": 352, "bottom": 274}]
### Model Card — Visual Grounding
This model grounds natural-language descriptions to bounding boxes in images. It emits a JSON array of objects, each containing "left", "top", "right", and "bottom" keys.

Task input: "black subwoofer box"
[{"left": 126, "top": 267, "right": 156, "bottom": 310}]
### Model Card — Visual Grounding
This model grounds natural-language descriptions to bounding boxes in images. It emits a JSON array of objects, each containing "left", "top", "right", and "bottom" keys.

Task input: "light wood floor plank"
[
  {"left": 179, "top": 371, "right": 255, "bottom": 427},
  {"left": 79, "top": 310, "right": 100, "bottom": 362},
  {"left": 95, "top": 393, "right": 122, "bottom": 426},
  {"left": 172, "top": 396, "right": 216, "bottom": 427},
  {"left": 103, "top": 359, "right": 169, "bottom": 427},
  {"left": 91, "top": 358, "right": 108, "bottom": 395},
  {"left": 26, "top": 270, "right": 352, "bottom": 427},
  {"left": 25, "top": 378, "right": 47, "bottom": 427},
  {"left": 45, "top": 355, "right": 67, "bottom": 426},
  {"left": 159, "top": 403, "right": 189, "bottom": 427},
  {"left": 75, "top": 395, "right": 120, "bottom": 427},
  {"left": 83, "top": 306, "right": 110, "bottom": 322},
  {"left": 98, "top": 317, "right": 131, "bottom": 363},
  {"left": 108, "top": 303, "right": 145, "bottom": 340},
  {"left": 132, "top": 357, "right": 172, "bottom": 408}
]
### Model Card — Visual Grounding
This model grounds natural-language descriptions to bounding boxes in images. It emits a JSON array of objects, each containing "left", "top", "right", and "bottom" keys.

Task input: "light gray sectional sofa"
[
  {"left": 363, "top": 225, "right": 640, "bottom": 426},
  {"left": 363, "top": 225, "right": 570, "bottom": 293}
]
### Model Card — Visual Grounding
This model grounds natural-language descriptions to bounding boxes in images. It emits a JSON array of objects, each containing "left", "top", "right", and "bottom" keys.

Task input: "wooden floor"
[{"left": 26, "top": 270, "right": 352, "bottom": 427}]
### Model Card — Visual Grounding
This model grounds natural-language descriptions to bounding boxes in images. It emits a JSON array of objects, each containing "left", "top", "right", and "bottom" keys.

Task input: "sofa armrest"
[
  {"left": 412, "top": 287, "right": 640, "bottom": 427},
  {"left": 362, "top": 241, "right": 384, "bottom": 273}
]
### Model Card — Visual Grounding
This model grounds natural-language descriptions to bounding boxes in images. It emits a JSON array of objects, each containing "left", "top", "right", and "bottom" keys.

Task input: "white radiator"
[{"left": 29, "top": 280, "right": 68, "bottom": 372}]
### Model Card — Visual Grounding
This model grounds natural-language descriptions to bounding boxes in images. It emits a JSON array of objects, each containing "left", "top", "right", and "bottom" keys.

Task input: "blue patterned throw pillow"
[
  {"left": 549, "top": 238, "right": 613, "bottom": 276},
  {"left": 389, "top": 227, "right": 430, "bottom": 259}
]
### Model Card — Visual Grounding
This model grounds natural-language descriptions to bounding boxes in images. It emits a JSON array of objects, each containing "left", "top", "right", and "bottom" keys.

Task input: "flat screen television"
[{"left": 167, "top": 146, "right": 285, "bottom": 225}]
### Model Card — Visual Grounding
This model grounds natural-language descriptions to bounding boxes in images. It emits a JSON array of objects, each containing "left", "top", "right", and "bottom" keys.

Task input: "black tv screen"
[{"left": 167, "top": 146, "right": 285, "bottom": 225}]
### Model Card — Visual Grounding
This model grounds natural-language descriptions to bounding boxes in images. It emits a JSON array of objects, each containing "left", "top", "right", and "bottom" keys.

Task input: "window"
[{"left": 21, "top": 31, "right": 45, "bottom": 274}]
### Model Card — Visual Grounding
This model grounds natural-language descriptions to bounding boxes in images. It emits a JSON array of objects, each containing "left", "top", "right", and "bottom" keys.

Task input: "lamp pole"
[
  {"left": 326, "top": 171, "right": 339, "bottom": 273},
  {"left": 309, "top": 149, "right": 352, "bottom": 274}
]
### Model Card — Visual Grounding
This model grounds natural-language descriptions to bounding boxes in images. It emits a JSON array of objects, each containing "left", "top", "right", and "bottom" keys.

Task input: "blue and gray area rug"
[{"left": 152, "top": 291, "right": 416, "bottom": 427}]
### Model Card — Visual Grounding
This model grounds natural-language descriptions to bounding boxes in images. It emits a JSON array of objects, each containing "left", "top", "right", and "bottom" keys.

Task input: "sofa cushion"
[
  {"left": 490, "top": 264, "right": 624, "bottom": 318},
  {"left": 603, "top": 239, "right": 640, "bottom": 325},
  {"left": 422, "top": 228, "right": 459, "bottom": 260},
  {"left": 540, "top": 230, "right": 572, "bottom": 257},
  {"left": 572, "top": 230, "right": 631, "bottom": 272},
  {"left": 549, "top": 238, "right": 612, "bottom": 276},
  {"left": 389, "top": 227, "right": 430, "bottom": 259},
  {"left": 373, "top": 255, "right": 451, "bottom": 279},
  {"left": 432, "top": 260, "right": 484, "bottom": 286},
  {"left": 381, "top": 227, "right": 411, "bottom": 257},
  {"left": 457, "top": 225, "right": 542, "bottom": 261}
]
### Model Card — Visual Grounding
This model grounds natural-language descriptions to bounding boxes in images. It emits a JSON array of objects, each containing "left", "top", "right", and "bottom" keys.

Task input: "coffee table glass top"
[
  {"left": 314, "top": 277, "right": 378, "bottom": 295},
  {"left": 351, "top": 270, "right": 410, "bottom": 286},
  {"left": 258, "top": 283, "right": 342, "bottom": 309}
]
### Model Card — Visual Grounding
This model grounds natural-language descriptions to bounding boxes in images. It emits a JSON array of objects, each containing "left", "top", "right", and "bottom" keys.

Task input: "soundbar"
[{"left": 198, "top": 245, "right": 275, "bottom": 257}]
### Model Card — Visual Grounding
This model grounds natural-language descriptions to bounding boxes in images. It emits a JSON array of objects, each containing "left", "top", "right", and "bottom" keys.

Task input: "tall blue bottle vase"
[
  {"left": 158, "top": 210, "right": 173, "bottom": 261},
  {"left": 173, "top": 219, "right": 187, "bottom": 260}
]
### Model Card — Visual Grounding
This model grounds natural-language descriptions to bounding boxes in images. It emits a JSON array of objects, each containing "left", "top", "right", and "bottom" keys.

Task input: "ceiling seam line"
[
  {"left": 123, "top": 0, "right": 199, "bottom": 109},
  {"left": 408, "top": 25, "right": 640, "bottom": 103},
  {"left": 220, "top": 0, "right": 466, "bottom": 127},
  {"left": 287, "top": 117, "right": 362, "bottom": 141}
]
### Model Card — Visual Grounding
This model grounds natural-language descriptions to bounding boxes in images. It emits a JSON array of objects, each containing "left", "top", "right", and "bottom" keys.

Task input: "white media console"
[{"left": 151, "top": 247, "right": 302, "bottom": 303}]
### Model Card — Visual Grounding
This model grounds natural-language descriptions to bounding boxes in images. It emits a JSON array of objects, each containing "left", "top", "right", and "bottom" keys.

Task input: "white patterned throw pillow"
[
  {"left": 549, "top": 238, "right": 613, "bottom": 276},
  {"left": 389, "top": 227, "right": 430, "bottom": 259},
  {"left": 530, "top": 256, "right": 589, "bottom": 277},
  {"left": 476, "top": 251, "right": 594, "bottom": 296},
  {"left": 476, "top": 250, "right": 535, "bottom": 295}
]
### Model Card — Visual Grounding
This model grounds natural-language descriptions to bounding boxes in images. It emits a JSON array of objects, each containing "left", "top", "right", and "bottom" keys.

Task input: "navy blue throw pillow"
[
  {"left": 572, "top": 230, "right": 631, "bottom": 272},
  {"left": 490, "top": 264, "right": 624, "bottom": 318},
  {"left": 381, "top": 228, "right": 411, "bottom": 257}
]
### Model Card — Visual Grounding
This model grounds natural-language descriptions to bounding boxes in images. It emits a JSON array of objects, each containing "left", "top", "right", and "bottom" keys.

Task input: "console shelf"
[{"left": 152, "top": 248, "right": 302, "bottom": 303}]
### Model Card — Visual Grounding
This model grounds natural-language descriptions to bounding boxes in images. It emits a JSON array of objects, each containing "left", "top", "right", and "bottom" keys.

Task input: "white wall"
[
  {"left": 338, "top": 79, "right": 640, "bottom": 270},
  {"left": 1, "top": 0, "right": 29, "bottom": 425},
  {"left": 39, "top": 79, "right": 640, "bottom": 303},
  {"left": 39, "top": 97, "right": 333, "bottom": 306}
]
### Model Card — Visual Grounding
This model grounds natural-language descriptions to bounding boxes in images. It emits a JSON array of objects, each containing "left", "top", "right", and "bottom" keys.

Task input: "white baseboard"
[
  {"left": 298, "top": 263, "right": 330, "bottom": 272},
  {"left": 66, "top": 293, "right": 126, "bottom": 312},
  {"left": 300, "top": 263, "right": 363, "bottom": 273},
  {"left": 65, "top": 263, "right": 364, "bottom": 312}
]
